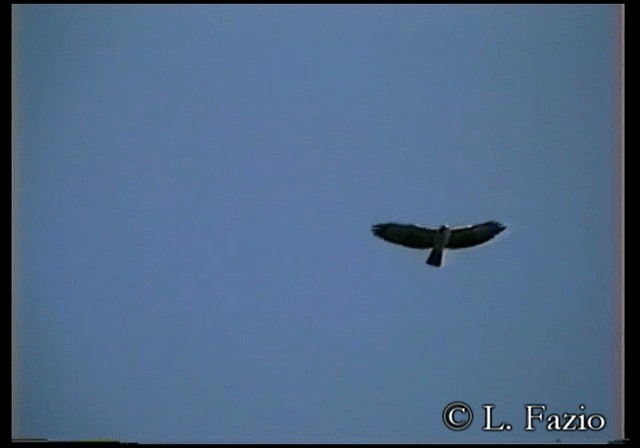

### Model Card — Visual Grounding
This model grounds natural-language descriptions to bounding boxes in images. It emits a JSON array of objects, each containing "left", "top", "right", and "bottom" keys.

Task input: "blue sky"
[{"left": 14, "top": 5, "right": 621, "bottom": 443}]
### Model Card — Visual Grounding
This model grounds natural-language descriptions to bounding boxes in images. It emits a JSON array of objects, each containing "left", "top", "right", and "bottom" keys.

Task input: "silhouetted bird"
[{"left": 371, "top": 220, "right": 506, "bottom": 267}]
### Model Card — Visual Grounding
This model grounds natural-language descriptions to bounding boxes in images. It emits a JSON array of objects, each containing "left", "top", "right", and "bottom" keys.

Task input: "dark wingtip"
[
  {"left": 371, "top": 223, "right": 386, "bottom": 237},
  {"left": 489, "top": 220, "right": 507, "bottom": 233}
]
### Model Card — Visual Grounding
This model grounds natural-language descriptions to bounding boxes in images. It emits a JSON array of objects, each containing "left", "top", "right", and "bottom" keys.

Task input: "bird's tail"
[{"left": 426, "top": 247, "right": 443, "bottom": 267}]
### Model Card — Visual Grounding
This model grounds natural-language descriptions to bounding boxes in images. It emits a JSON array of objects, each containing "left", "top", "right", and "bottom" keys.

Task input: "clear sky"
[{"left": 14, "top": 5, "right": 621, "bottom": 443}]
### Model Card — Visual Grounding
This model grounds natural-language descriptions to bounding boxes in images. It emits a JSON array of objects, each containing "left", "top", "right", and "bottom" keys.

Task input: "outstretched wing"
[
  {"left": 371, "top": 222, "right": 437, "bottom": 249},
  {"left": 446, "top": 220, "right": 506, "bottom": 249}
]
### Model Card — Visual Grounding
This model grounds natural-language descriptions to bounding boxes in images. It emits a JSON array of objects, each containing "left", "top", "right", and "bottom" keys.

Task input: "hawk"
[{"left": 371, "top": 220, "right": 506, "bottom": 267}]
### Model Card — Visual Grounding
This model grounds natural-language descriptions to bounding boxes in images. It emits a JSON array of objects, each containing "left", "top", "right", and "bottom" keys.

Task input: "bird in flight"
[{"left": 371, "top": 220, "right": 506, "bottom": 267}]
